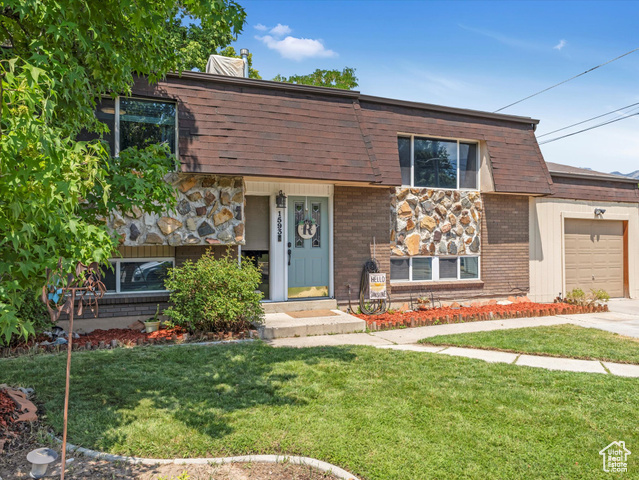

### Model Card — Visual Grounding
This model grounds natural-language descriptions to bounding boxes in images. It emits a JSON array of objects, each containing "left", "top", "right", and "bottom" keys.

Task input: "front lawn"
[
  {"left": 420, "top": 324, "right": 639, "bottom": 364},
  {"left": 1, "top": 342, "right": 637, "bottom": 479}
]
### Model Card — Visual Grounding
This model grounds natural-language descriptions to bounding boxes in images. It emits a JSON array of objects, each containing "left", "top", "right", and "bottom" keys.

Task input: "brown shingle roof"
[{"left": 131, "top": 73, "right": 551, "bottom": 192}]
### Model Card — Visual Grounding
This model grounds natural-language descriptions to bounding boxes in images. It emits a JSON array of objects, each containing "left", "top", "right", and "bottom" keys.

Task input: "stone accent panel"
[
  {"left": 108, "top": 174, "right": 245, "bottom": 247},
  {"left": 390, "top": 187, "right": 482, "bottom": 257},
  {"left": 334, "top": 186, "right": 392, "bottom": 306}
]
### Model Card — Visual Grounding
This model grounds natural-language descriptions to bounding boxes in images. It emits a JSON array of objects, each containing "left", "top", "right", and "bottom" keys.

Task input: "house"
[{"left": 72, "top": 67, "right": 639, "bottom": 328}]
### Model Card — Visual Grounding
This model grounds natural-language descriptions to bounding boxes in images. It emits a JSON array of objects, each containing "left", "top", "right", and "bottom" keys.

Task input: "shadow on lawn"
[{"left": 45, "top": 342, "right": 358, "bottom": 452}]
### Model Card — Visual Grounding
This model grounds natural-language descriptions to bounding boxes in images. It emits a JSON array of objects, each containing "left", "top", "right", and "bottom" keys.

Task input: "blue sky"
[{"left": 230, "top": 0, "right": 639, "bottom": 174}]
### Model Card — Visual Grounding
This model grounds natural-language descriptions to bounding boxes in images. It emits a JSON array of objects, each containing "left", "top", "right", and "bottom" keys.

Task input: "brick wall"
[
  {"left": 333, "top": 186, "right": 392, "bottom": 306},
  {"left": 481, "top": 194, "right": 530, "bottom": 296}
]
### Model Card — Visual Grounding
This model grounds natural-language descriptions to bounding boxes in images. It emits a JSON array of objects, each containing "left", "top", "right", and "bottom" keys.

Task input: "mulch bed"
[
  {"left": 1, "top": 326, "right": 256, "bottom": 359},
  {"left": 355, "top": 301, "right": 608, "bottom": 331},
  {"left": 1, "top": 424, "right": 339, "bottom": 479}
]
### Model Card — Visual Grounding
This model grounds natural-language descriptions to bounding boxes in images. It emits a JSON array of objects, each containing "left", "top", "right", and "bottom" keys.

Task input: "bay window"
[
  {"left": 391, "top": 256, "right": 480, "bottom": 282},
  {"left": 397, "top": 135, "right": 478, "bottom": 189}
]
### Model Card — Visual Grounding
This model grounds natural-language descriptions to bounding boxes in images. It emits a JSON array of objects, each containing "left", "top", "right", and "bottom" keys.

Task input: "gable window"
[
  {"left": 397, "top": 135, "right": 478, "bottom": 190},
  {"left": 95, "top": 97, "right": 177, "bottom": 157},
  {"left": 390, "top": 256, "right": 479, "bottom": 282},
  {"left": 101, "top": 258, "right": 174, "bottom": 294}
]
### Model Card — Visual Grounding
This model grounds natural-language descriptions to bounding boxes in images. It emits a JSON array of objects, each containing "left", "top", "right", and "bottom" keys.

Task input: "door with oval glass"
[{"left": 287, "top": 196, "right": 329, "bottom": 299}]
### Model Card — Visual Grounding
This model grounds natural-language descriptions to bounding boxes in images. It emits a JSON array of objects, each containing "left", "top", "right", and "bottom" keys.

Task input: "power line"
[
  {"left": 537, "top": 102, "right": 639, "bottom": 137},
  {"left": 494, "top": 47, "right": 639, "bottom": 112},
  {"left": 538, "top": 112, "right": 639, "bottom": 145}
]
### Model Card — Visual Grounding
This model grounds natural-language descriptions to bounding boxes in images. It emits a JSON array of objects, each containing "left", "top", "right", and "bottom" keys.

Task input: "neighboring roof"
[
  {"left": 546, "top": 162, "right": 639, "bottom": 184},
  {"left": 546, "top": 162, "right": 639, "bottom": 203},
  {"left": 130, "top": 73, "right": 551, "bottom": 192}
]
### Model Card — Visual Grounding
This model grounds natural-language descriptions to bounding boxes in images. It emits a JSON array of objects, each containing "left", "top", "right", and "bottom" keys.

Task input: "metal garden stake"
[{"left": 41, "top": 259, "right": 105, "bottom": 480}]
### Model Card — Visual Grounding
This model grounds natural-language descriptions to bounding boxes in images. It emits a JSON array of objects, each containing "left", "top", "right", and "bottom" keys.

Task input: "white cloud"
[
  {"left": 254, "top": 23, "right": 268, "bottom": 31},
  {"left": 256, "top": 35, "right": 337, "bottom": 61},
  {"left": 270, "top": 23, "right": 292, "bottom": 36},
  {"left": 553, "top": 39, "right": 567, "bottom": 50}
]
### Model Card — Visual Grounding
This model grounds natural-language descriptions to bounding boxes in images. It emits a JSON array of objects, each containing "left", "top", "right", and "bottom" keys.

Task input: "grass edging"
[{"left": 50, "top": 434, "right": 361, "bottom": 480}]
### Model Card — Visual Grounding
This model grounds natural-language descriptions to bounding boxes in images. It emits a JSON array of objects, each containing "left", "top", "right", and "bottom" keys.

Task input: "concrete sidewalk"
[
  {"left": 376, "top": 344, "right": 639, "bottom": 377},
  {"left": 267, "top": 310, "right": 639, "bottom": 377}
]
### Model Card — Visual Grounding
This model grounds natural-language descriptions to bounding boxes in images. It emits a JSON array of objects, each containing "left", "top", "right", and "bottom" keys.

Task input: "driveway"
[{"left": 569, "top": 298, "right": 639, "bottom": 338}]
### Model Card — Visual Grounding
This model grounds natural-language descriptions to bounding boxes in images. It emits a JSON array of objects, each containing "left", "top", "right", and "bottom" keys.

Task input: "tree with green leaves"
[
  {"left": 0, "top": 0, "right": 246, "bottom": 344},
  {"left": 273, "top": 67, "right": 358, "bottom": 90}
]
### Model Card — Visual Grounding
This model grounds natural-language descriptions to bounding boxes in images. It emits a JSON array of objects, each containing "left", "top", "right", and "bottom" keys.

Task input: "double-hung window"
[
  {"left": 102, "top": 258, "right": 174, "bottom": 294},
  {"left": 391, "top": 256, "right": 480, "bottom": 282},
  {"left": 398, "top": 136, "right": 478, "bottom": 189},
  {"left": 95, "top": 97, "right": 177, "bottom": 157}
]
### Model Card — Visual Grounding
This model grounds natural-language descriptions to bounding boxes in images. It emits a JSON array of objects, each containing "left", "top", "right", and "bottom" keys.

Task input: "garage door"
[{"left": 564, "top": 219, "right": 624, "bottom": 298}]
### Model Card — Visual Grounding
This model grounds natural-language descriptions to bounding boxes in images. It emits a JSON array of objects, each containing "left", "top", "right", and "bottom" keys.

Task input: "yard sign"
[{"left": 369, "top": 273, "right": 387, "bottom": 300}]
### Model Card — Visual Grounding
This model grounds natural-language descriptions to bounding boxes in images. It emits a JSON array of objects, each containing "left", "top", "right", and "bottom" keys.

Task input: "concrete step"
[
  {"left": 262, "top": 299, "right": 337, "bottom": 314},
  {"left": 259, "top": 310, "right": 366, "bottom": 340}
]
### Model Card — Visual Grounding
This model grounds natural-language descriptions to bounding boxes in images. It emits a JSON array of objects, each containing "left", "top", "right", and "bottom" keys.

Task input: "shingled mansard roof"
[{"left": 131, "top": 72, "right": 553, "bottom": 194}]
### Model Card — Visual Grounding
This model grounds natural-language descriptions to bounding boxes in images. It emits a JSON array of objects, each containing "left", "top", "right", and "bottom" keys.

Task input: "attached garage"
[
  {"left": 564, "top": 219, "right": 625, "bottom": 298},
  {"left": 529, "top": 162, "right": 639, "bottom": 303}
]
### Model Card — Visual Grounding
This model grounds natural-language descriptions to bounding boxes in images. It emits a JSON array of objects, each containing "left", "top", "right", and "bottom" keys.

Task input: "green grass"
[
  {"left": 420, "top": 324, "right": 639, "bottom": 364},
  {"left": 2, "top": 342, "right": 637, "bottom": 479}
]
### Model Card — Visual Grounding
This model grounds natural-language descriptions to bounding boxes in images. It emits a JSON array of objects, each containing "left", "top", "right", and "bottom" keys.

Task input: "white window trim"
[
  {"left": 390, "top": 256, "right": 481, "bottom": 283},
  {"left": 105, "top": 257, "right": 175, "bottom": 295},
  {"left": 398, "top": 133, "right": 480, "bottom": 191},
  {"left": 105, "top": 96, "right": 178, "bottom": 162}
]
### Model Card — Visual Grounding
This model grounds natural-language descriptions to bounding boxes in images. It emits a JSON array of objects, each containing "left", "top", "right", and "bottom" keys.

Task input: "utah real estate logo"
[{"left": 599, "top": 441, "right": 630, "bottom": 473}]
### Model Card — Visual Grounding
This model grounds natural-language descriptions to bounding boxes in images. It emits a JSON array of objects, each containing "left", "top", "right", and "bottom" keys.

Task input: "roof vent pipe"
[{"left": 240, "top": 48, "right": 249, "bottom": 78}]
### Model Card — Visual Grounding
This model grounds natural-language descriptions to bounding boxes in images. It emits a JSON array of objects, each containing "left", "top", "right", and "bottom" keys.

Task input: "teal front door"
[{"left": 288, "top": 196, "right": 329, "bottom": 299}]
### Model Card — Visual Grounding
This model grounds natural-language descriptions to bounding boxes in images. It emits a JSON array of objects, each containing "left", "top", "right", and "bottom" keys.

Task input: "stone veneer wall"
[
  {"left": 109, "top": 174, "right": 245, "bottom": 247},
  {"left": 391, "top": 187, "right": 482, "bottom": 257}
]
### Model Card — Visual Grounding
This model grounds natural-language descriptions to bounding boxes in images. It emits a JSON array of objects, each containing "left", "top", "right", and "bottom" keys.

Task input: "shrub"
[
  {"left": 0, "top": 289, "right": 53, "bottom": 347},
  {"left": 164, "top": 249, "right": 264, "bottom": 333},
  {"left": 565, "top": 288, "right": 610, "bottom": 306}
]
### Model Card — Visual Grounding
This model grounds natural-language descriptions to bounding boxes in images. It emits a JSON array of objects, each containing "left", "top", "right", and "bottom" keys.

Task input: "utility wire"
[
  {"left": 538, "top": 112, "right": 639, "bottom": 145},
  {"left": 494, "top": 47, "right": 639, "bottom": 112},
  {"left": 537, "top": 102, "right": 639, "bottom": 137}
]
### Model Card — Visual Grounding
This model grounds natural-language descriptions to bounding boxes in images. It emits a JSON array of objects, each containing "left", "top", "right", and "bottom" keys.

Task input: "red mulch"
[
  {"left": 3, "top": 326, "right": 253, "bottom": 358},
  {"left": 0, "top": 390, "right": 17, "bottom": 430},
  {"left": 80, "top": 326, "right": 187, "bottom": 345},
  {"left": 355, "top": 302, "right": 608, "bottom": 330}
]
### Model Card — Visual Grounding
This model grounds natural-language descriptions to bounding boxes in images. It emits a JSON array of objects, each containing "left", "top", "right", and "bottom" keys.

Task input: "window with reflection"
[{"left": 398, "top": 136, "right": 478, "bottom": 190}]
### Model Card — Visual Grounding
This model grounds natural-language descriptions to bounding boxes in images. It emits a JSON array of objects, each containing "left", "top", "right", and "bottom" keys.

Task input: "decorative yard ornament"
[
  {"left": 41, "top": 259, "right": 105, "bottom": 480},
  {"left": 298, "top": 218, "right": 317, "bottom": 240}
]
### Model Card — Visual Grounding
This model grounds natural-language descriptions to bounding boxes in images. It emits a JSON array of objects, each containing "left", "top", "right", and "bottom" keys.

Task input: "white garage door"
[{"left": 564, "top": 219, "right": 624, "bottom": 298}]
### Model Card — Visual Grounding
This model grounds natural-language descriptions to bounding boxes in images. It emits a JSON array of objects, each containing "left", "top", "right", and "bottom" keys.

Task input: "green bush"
[
  {"left": 565, "top": 288, "right": 610, "bottom": 306},
  {"left": 0, "top": 289, "right": 53, "bottom": 347},
  {"left": 164, "top": 249, "right": 264, "bottom": 333}
]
